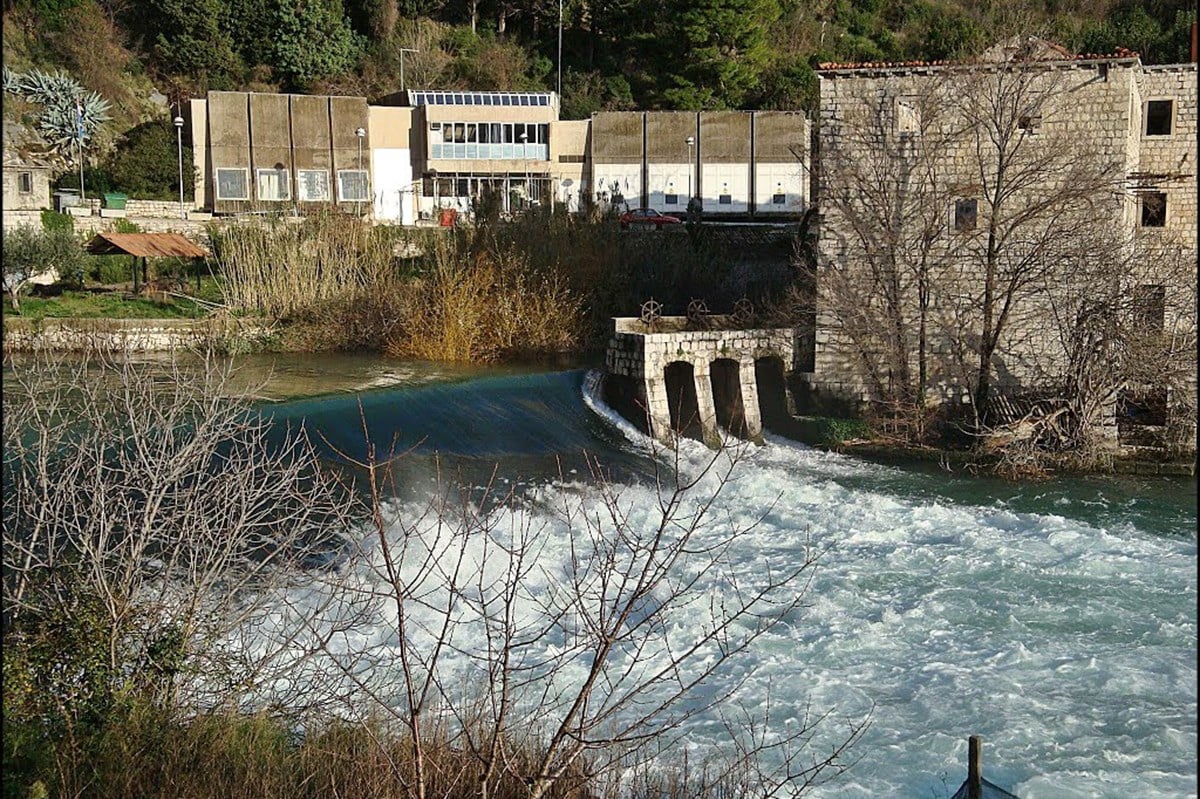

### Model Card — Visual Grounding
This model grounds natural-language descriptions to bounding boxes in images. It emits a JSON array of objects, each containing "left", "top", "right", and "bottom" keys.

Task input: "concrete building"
[
  {"left": 403, "top": 89, "right": 591, "bottom": 217},
  {"left": 189, "top": 92, "right": 810, "bottom": 223},
  {"left": 591, "top": 110, "right": 808, "bottom": 217},
  {"left": 192, "top": 91, "right": 372, "bottom": 217},
  {"left": 809, "top": 39, "right": 1197, "bottom": 436}
]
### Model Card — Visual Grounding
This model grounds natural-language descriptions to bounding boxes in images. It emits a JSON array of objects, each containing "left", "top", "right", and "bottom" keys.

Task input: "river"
[
  {"left": 62, "top": 351, "right": 1200, "bottom": 798},
  {"left": 229, "top": 352, "right": 1198, "bottom": 799}
]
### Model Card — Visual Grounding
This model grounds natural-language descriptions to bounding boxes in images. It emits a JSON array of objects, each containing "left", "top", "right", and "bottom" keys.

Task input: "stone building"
[
  {"left": 2, "top": 131, "right": 55, "bottom": 229},
  {"left": 809, "top": 38, "right": 1197, "bottom": 445}
]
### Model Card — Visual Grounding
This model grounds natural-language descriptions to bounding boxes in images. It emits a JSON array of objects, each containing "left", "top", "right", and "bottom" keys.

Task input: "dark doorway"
[
  {"left": 664, "top": 361, "right": 701, "bottom": 438},
  {"left": 710, "top": 358, "right": 748, "bottom": 438},
  {"left": 754, "top": 356, "right": 792, "bottom": 433}
]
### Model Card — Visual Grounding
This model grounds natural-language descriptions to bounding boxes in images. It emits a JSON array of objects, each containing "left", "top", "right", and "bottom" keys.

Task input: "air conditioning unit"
[{"left": 429, "top": 122, "right": 441, "bottom": 131}]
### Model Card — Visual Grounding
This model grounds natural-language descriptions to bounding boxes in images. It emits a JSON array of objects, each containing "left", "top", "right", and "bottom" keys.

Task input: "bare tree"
[
  {"left": 947, "top": 66, "right": 1124, "bottom": 423},
  {"left": 282, "top": 429, "right": 868, "bottom": 799},
  {"left": 2, "top": 350, "right": 360, "bottom": 729},
  {"left": 818, "top": 79, "right": 963, "bottom": 434},
  {"left": 816, "top": 57, "right": 1149, "bottom": 450}
]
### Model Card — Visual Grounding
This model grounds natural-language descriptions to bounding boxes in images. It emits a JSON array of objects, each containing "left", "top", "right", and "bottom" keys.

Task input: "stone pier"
[{"left": 605, "top": 316, "right": 796, "bottom": 446}]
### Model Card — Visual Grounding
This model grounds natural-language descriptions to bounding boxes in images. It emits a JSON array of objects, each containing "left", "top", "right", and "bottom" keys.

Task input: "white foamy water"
[{"left": 249, "top": 371, "right": 1195, "bottom": 799}]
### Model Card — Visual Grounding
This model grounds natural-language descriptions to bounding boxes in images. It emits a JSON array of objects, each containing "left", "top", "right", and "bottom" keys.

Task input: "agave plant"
[
  {"left": 8, "top": 68, "right": 110, "bottom": 156},
  {"left": 2, "top": 65, "right": 21, "bottom": 95}
]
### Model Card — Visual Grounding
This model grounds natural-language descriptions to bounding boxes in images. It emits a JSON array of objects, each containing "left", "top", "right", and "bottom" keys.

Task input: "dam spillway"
[{"left": 604, "top": 315, "right": 797, "bottom": 446}]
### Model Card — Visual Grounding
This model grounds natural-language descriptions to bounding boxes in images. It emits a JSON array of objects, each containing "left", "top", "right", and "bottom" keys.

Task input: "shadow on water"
[{"left": 260, "top": 370, "right": 660, "bottom": 502}]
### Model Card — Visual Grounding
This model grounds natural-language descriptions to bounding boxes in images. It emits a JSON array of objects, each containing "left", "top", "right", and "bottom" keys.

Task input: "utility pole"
[
  {"left": 400, "top": 48, "right": 419, "bottom": 96},
  {"left": 355, "top": 126, "right": 366, "bottom": 216},
  {"left": 174, "top": 114, "right": 186, "bottom": 219}
]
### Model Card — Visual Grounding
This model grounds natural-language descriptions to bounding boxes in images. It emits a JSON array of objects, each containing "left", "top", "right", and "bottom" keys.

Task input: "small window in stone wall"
[
  {"left": 1140, "top": 192, "right": 1167, "bottom": 227},
  {"left": 1018, "top": 114, "right": 1041, "bottom": 133},
  {"left": 18, "top": 171, "right": 33, "bottom": 193},
  {"left": 954, "top": 199, "right": 978, "bottom": 232},
  {"left": 215, "top": 168, "right": 249, "bottom": 201},
  {"left": 1145, "top": 100, "right": 1173, "bottom": 136},
  {"left": 665, "top": 193, "right": 678, "bottom": 205},
  {"left": 719, "top": 194, "right": 732, "bottom": 205},
  {"left": 895, "top": 96, "right": 920, "bottom": 136},
  {"left": 1132, "top": 284, "right": 1166, "bottom": 331},
  {"left": 772, "top": 192, "right": 786, "bottom": 205}
]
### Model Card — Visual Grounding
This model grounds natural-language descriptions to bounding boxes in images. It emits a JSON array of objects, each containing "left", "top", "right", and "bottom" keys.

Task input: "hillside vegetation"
[{"left": 3, "top": 0, "right": 1194, "bottom": 122}]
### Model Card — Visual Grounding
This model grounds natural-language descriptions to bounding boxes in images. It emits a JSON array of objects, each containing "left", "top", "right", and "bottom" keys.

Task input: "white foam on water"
[{"left": 243, "top": 376, "right": 1195, "bottom": 799}]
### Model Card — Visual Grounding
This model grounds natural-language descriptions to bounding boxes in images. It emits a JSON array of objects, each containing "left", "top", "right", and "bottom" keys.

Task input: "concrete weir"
[{"left": 604, "top": 316, "right": 796, "bottom": 447}]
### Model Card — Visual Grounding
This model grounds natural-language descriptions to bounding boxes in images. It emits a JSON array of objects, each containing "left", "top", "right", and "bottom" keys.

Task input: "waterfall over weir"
[{"left": 244, "top": 357, "right": 1195, "bottom": 798}]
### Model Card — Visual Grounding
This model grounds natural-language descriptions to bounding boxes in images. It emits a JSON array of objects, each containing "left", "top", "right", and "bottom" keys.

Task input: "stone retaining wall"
[{"left": 2, "top": 316, "right": 270, "bottom": 353}]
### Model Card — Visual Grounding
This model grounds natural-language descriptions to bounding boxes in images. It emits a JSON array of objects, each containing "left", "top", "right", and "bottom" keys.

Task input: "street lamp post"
[
  {"left": 174, "top": 115, "right": 185, "bottom": 219},
  {"left": 519, "top": 131, "right": 529, "bottom": 208},
  {"left": 355, "top": 126, "right": 366, "bottom": 216},
  {"left": 686, "top": 135, "right": 695, "bottom": 202},
  {"left": 399, "top": 48, "right": 419, "bottom": 95}
]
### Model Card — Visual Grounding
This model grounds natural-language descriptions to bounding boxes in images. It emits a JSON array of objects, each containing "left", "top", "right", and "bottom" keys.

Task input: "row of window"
[
  {"left": 214, "top": 167, "right": 370, "bottom": 203},
  {"left": 430, "top": 122, "right": 550, "bottom": 161},
  {"left": 437, "top": 122, "right": 548, "bottom": 145},
  {"left": 409, "top": 91, "right": 553, "bottom": 107},
  {"left": 661, "top": 193, "right": 788, "bottom": 205},
  {"left": 951, "top": 193, "right": 1169, "bottom": 231},
  {"left": 431, "top": 143, "right": 550, "bottom": 160},
  {"left": 894, "top": 97, "right": 1177, "bottom": 137}
]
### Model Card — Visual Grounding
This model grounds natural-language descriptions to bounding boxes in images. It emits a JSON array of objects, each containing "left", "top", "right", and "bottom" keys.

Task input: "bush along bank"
[{"left": 209, "top": 208, "right": 798, "bottom": 361}]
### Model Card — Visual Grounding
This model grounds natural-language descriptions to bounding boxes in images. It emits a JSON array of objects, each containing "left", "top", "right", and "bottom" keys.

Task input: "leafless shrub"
[
  {"left": 2, "top": 349, "right": 361, "bottom": 731},
  {"left": 270, "top": 426, "right": 868, "bottom": 799}
]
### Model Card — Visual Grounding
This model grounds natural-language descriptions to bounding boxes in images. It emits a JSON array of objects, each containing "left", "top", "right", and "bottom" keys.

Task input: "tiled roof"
[{"left": 818, "top": 43, "right": 1139, "bottom": 72}]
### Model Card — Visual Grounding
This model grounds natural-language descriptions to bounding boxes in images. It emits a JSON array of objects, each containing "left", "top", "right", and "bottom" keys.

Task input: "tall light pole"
[
  {"left": 174, "top": 115, "right": 185, "bottom": 219},
  {"left": 355, "top": 126, "right": 366, "bottom": 216},
  {"left": 399, "top": 48, "right": 419, "bottom": 96},
  {"left": 686, "top": 135, "right": 695, "bottom": 201},
  {"left": 519, "top": 131, "right": 529, "bottom": 208},
  {"left": 75, "top": 99, "right": 86, "bottom": 206}
]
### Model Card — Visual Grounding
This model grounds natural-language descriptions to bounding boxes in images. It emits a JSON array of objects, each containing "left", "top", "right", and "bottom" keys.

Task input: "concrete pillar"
[
  {"left": 643, "top": 376, "right": 675, "bottom": 445},
  {"left": 692, "top": 362, "right": 722, "bottom": 448},
  {"left": 739, "top": 358, "right": 764, "bottom": 444}
]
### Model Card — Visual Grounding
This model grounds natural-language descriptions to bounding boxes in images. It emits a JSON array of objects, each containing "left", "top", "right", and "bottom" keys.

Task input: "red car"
[{"left": 619, "top": 208, "right": 682, "bottom": 230}]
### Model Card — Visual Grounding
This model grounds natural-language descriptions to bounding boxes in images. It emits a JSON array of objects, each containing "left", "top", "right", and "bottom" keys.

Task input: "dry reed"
[
  {"left": 386, "top": 236, "right": 581, "bottom": 363},
  {"left": 211, "top": 212, "right": 404, "bottom": 319}
]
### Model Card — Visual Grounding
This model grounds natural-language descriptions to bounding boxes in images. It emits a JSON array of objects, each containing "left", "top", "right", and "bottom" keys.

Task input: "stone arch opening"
[
  {"left": 754, "top": 355, "right": 791, "bottom": 432},
  {"left": 710, "top": 358, "right": 748, "bottom": 438},
  {"left": 664, "top": 361, "right": 701, "bottom": 437}
]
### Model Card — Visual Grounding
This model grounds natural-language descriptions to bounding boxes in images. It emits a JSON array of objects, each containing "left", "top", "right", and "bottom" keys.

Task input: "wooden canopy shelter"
[{"left": 84, "top": 232, "right": 209, "bottom": 293}]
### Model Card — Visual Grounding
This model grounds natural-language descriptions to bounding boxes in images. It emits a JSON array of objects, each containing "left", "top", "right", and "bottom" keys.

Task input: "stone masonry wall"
[
  {"left": 813, "top": 58, "right": 1196, "bottom": 409},
  {"left": 606, "top": 318, "right": 796, "bottom": 444}
]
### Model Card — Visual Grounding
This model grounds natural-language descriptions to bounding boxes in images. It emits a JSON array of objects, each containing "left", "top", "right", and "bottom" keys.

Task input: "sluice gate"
[{"left": 604, "top": 316, "right": 797, "bottom": 447}]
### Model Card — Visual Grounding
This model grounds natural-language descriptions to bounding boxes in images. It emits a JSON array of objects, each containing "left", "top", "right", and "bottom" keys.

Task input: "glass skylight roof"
[{"left": 407, "top": 90, "right": 554, "bottom": 108}]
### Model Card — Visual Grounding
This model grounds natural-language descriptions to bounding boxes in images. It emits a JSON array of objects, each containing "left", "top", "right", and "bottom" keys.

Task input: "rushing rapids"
[{"left": 253, "top": 360, "right": 1195, "bottom": 798}]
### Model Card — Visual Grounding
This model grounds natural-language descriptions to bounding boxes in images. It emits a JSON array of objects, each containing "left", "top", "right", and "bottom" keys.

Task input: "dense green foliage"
[{"left": 3, "top": 0, "right": 1193, "bottom": 123}]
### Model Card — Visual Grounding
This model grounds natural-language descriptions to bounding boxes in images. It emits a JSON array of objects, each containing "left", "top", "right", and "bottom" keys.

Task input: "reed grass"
[
  {"left": 5, "top": 703, "right": 714, "bottom": 799},
  {"left": 210, "top": 212, "right": 405, "bottom": 319},
  {"left": 210, "top": 208, "right": 757, "bottom": 360},
  {"left": 386, "top": 235, "right": 581, "bottom": 362}
]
